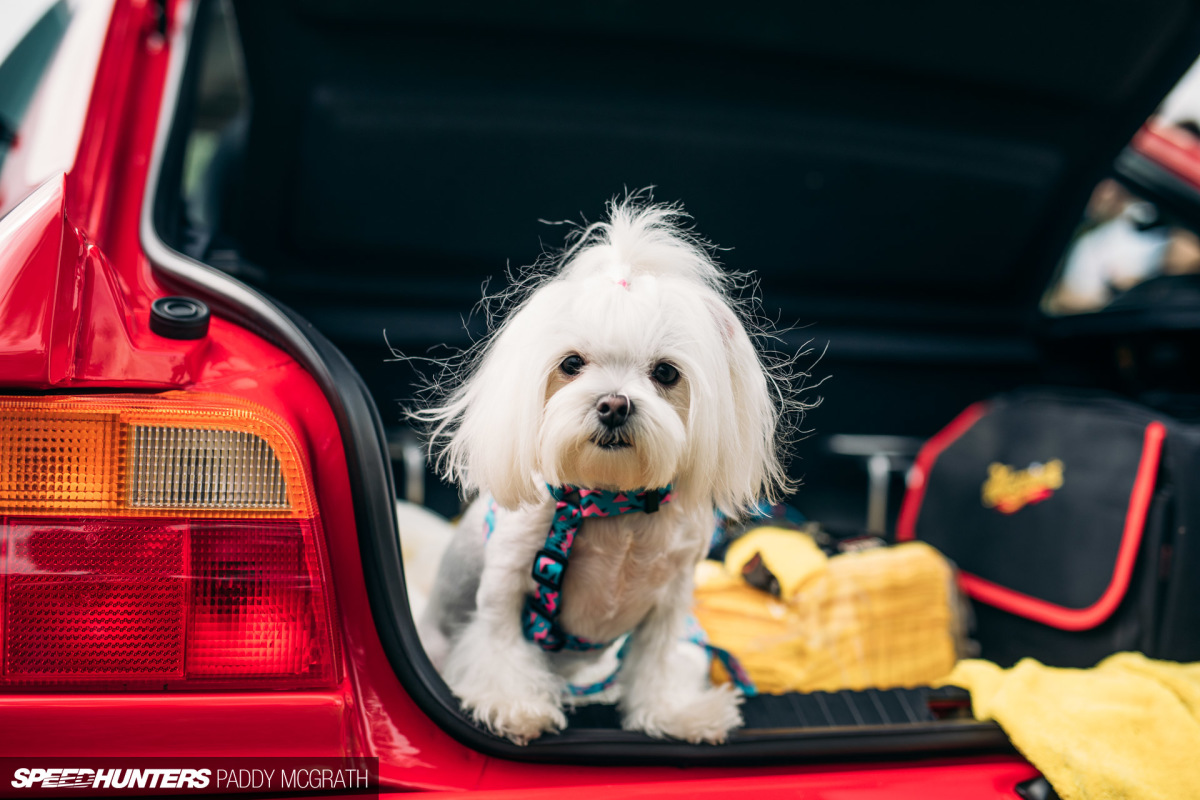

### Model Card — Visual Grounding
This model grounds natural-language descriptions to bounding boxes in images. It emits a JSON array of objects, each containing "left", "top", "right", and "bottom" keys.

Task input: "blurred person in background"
[{"left": 1049, "top": 122, "right": 1200, "bottom": 314}]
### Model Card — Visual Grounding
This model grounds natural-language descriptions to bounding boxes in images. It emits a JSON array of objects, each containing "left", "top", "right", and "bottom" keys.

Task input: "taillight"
[{"left": 0, "top": 393, "right": 338, "bottom": 689}]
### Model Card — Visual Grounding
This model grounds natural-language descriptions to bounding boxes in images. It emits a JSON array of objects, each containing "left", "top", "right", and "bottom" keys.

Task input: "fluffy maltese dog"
[{"left": 414, "top": 196, "right": 795, "bottom": 745}]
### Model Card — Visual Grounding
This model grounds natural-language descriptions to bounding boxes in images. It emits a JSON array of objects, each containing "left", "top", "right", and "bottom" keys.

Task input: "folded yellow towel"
[
  {"left": 942, "top": 653, "right": 1200, "bottom": 800},
  {"left": 695, "top": 528, "right": 963, "bottom": 693}
]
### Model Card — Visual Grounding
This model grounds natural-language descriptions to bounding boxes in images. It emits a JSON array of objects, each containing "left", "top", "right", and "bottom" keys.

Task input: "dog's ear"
[
  {"left": 418, "top": 313, "right": 548, "bottom": 510},
  {"left": 700, "top": 298, "right": 792, "bottom": 517}
]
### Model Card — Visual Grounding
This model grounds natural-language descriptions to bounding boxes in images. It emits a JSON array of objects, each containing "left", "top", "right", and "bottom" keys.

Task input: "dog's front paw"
[
  {"left": 457, "top": 689, "right": 567, "bottom": 745},
  {"left": 443, "top": 617, "right": 569, "bottom": 744},
  {"left": 621, "top": 683, "right": 744, "bottom": 744},
  {"left": 445, "top": 647, "right": 567, "bottom": 744}
]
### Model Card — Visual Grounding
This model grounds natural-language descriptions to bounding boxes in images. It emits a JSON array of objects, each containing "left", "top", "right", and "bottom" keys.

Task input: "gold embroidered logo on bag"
[{"left": 981, "top": 459, "right": 1064, "bottom": 514}]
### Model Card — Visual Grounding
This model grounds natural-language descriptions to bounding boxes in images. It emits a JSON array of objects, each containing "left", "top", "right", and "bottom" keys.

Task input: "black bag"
[{"left": 897, "top": 388, "right": 1200, "bottom": 668}]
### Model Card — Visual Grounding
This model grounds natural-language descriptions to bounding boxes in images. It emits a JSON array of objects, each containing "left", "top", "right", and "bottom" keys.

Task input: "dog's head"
[{"left": 417, "top": 197, "right": 796, "bottom": 515}]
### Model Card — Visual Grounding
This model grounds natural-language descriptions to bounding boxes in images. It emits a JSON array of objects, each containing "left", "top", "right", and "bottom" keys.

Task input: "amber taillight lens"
[{"left": 0, "top": 394, "right": 337, "bottom": 689}]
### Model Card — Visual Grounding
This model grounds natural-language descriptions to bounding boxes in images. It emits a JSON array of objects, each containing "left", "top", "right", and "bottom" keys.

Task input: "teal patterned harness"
[{"left": 483, "top": 484, "right": 756, "bottom": 697}]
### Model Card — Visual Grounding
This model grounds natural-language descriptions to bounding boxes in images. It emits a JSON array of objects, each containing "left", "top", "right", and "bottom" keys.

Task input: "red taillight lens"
[
  {"left": 0, "top": 394, "right": 339, "bottom": 690},
  {"left": 5, "top": 518, "right": 188, "bottom": 681},
  {"left": 188, "top": 520, "right": 331, "bottom": 682}
]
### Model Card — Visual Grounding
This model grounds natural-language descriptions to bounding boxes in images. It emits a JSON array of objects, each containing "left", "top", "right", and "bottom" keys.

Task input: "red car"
[{"left": 2, "top": 0, "right": 1198, "bottom": 796}]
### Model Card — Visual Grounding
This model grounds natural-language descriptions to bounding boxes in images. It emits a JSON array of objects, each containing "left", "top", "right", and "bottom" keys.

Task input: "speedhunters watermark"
[
  {"left": 1, "top": 759, "right": 378, "bottom": 797},
  {"left": 11, "top": 769, "right": 213, "bottom": 790}
]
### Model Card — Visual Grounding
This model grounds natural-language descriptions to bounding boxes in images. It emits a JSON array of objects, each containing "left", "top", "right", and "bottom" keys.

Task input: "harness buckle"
[{"left": 531, "top": 547, "right": 569, "bottom": 589}]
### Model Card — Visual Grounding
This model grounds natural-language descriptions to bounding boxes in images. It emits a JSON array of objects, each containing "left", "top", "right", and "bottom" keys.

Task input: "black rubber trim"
[
  {"left": 150, "top": 295, "right": 210, "bottom": 340},
  {"left": 140, "top": 0, "right": 1013, "bottom": 765}
]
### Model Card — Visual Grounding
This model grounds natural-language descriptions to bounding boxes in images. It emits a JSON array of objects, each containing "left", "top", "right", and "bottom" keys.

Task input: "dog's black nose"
[{"left": 597, "top": 394, "right": 632, "bottom": 429}]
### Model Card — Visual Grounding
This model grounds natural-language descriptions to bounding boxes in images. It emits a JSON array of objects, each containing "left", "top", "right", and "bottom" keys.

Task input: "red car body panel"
[
  {"left": 419, "top": 758, "right": 1039, "bottom": 798},
  {"left": 0, "top": 0, "right": 1051, "bottom": 794},
  {"left": 0, "top": 174, "right": 216, "bottom": 388}
]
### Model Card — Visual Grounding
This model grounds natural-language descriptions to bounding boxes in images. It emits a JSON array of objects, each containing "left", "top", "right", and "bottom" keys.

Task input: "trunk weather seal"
[{"left": 140, "top": 0, "right": 1010, "bottom": 764}]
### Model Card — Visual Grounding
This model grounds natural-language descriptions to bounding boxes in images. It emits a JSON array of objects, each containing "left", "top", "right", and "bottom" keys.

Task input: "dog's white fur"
[{"left": 413, "top": 197, "right": 793, "bottom": 745}]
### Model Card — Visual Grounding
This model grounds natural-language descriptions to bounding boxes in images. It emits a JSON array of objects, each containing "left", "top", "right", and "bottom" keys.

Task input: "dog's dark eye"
[
  {"left": 560, "top": 354, "right": 586, "bottom": 377},
  {"left": 652, "top": 362, "right": 680, "bottom": 386}
]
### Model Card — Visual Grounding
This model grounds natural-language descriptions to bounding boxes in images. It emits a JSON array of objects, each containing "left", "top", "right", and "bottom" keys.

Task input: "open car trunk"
[{"left": 147, "top": 0, "right": 1200, "bottom": 762}]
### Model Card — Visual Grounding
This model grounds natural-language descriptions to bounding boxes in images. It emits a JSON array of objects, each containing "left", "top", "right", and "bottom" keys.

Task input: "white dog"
[{"left": 413, "top": 197, "right": 795, "bottom": 745}]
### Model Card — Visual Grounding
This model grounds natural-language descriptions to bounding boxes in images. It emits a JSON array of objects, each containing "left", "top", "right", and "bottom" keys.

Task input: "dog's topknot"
[{"left": 558, "top": 195, "right": 727, "bottom": 292}]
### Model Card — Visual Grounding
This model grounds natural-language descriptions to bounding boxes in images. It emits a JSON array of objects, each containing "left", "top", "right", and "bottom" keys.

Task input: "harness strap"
[
  {"left": 482, "top": 484, "right": 757, "bottom": 696},
  {"left": 683, "top": 614, "right": 757, "bottom": 695},
  {"left": 525, "top": 485, "right": 673, "bottom": 653}
]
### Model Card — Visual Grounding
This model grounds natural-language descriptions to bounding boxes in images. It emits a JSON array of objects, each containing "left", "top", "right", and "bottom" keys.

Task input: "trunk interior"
[{"left": 151, "top": 0, "right": 1200, "bottom": 756}]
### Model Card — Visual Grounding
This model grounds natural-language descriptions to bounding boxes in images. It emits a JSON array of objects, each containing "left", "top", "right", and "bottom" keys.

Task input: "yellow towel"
[
  {"left": 941, "top": 654, "right": 1200, "bottom": 800},
  {"left": 695, "top": 527, "right": 963, "bottom": 693}
]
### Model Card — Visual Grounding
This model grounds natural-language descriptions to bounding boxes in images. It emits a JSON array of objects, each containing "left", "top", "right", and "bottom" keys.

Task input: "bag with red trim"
[{"left": 896, "top": 388, "right": 1200, "bottom": 668}]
